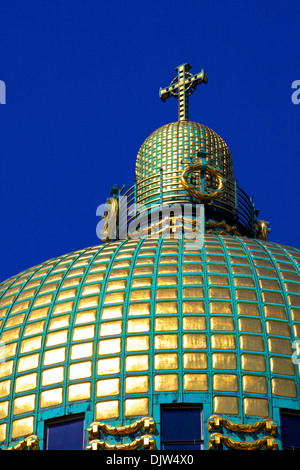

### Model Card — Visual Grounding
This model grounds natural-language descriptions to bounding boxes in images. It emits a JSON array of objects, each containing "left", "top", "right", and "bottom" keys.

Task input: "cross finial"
[{"left": 159, "top": 63, "right": 207, "bottom": 121}]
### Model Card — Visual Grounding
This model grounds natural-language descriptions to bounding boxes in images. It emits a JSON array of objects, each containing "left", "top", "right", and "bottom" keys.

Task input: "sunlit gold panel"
[
  {"left": 57, "top": 288, "right": 77, "bottom": 301},
  {"left": 208, "top": 275, "right": 229, "bottom": 286},
  {"left": 210, "top": 317, "right": 234, "bottom": 331},
  {"left": 0, "top": 423, "right": 7, "bottom": 442},
  {"left": 267, "top": 337, "right": 292, "bottom": 355},
  {"left": 238, "top": 317, "right": 262, "bottom": 333},
  {"left": 154, "top": 353, "right": 178, "bottom": 370},
  {"left": 11, "top": 302, "right": 31, "bottom": 315},
  {"left": 125, "top": 376, "right": 149, "bottom": 394},
  {"left": 97, "top": 357, "right": 121, "bottom": 375},
  {"left": 53, "top": 301, "right": 74, "bottom": 315},
  {"left": 233, "top": 277, "right": 255, "bottom": 287},
  {"left": 182, "top": 264, "right": 203, "bottom": 273},
  {"left": 45, "top": 330, "right": 68, "bottom": 347},
  {"left": 72, "top": 324, "right": 95, "bottom": 342},
  {"left": 239, "top": 335, "right": 264, "bottom": 352},
  {"left": 272, "top": 378, "right": 297, "bottom": 397},
  {"left": 0, "top": 360, "right": 14, "bottom": 378},
  {"left": 207, "top": 264, "right": 228, "bottom": 274},
  {"left": 182, "top": 316, "right": 206, "bottom": 330},
  {"left": 15, "top": 372, "right": 37, "bottom": 393},
  {"left": 242, "top": 375, "right": 268, "bottom": 394},
  {"left": 183, "top": 352, "right": 208, "bottom": 369},
  {"left": 100, "top": 321, "right": 123, "bottom": 337},
  {"left": 183, "top": 275, "right": 203, "bottom": 285},
  {"left": 96, "top": 378, "right": 120, "bottom": 397},
  {"left": 0, "top": 401, "right": 9, "bottom": 419},
  {"left": 0, "top": 379, "right": 11, "bottom": 398},
  {"left": 264, "top": 305, "right": 286, "bottom": 319},
  {"left": 24, "top": 320, "right": 47, "bottom": 338},
  {"left": 212, "top": 353, "right": 237, "bottom": 370},
  {"left": 156, "top": 302, "right": 178, "bottom": 314},
  {"left": 69, "top": 361, "right": 92, "bottom": 380},
  {"left": 43, "top": 347, "right": 66, "bottom": 366},
  {"left": 266, "top": 320, "right": 290, "bottom": 337},
  {"left": 68, "top": 382, "right": 91, "bottom": 402},
  {"left": 127, "top": 318, "right": 151, "bottom": 333},
  {"left": 132, "top": 278, "right": 153, "bottom": 288},
  {"left": 130, "top": 290, "right": 152, "bottom": 301},
  {"left": 40, "top": 388, "right": 63, "bottom": 408},
  {"left": 183, "top": 373, "right": 208, "bottom": 391},
  {"left": 5, "top": 314, "right": 26, "bottom": 328},
  {"left": 213, "top": 374, "right": 238, "bottom": 392},
  {"left": 107, "top": 280, "right": 127, "bottom": 291},
  {"left": 243, "top": 398, "right": 269, "bottom": 417},
  {"left": 42, "top": 366, "right": 64, "bottom": 386},
  {"left": 96, "top": 400, "right": 120, "bottom": 420},
  {"left": 99, "top": 338, "right": 122, "bottom": 356},
  {"left": 102, "top": 305, "right": 124, "bottom": 319},
  {"left": 134, "top": 266, "right": 154, "bottom": 275},
  {"left": 129, "top": 303, "right": 151, "bottom": 316},
  {"left": 0, "top": 327, "right": 21, "bottom": 342},
  {"left": 11, "top": 416, "right": 34, "bottom": 439},
  {"left": 13, "top": 394, "right": 36, "bottom": 415},
  {"left": 154, "top": 374, "right": 179, "bottom": 392},
  {"left": 210, "top": 302, "right": 232, "bottom": 315},
  {"left": 126, "top": 335, "right": 150, "bottom": 352},
  {"left": 28, "top": 307, "right": 49, "bottom": 321},
  {"left": 81, "top": 284, "right": 102, "bottom": 296},
  {"left": 157, "top": 276, "right": 178, "bottom": 286},
  {"left": 125, "top": 397, "right": 149, "bottom": 417},
  {"left": 237, "top": 303, "right": 260, "bottom": 316},
  {"left": 241, "top": 354, "right": 266, "bottom": 372},
  {"left": 156, "top": 288, "right": 178, "bottom": 300},
  {"left": 211, "top": 334, "right": 235, "bottom": 350},
  {"left": 214, "top": 396, "right": 239, "bottom": 415},
  {"left": 183, "top": 287, "right": 204, "bottom": 299},
  {"left": 154, "top": 334, "right": 178, "bottom": 350},
  {"left": 270, "top": 357, "right": 295, "bottom": 376},
  {"left": 125, "top": 354, "right": 149, "bottom": 372},
  {"left": 155, "top": 317, "right": 178, "bottom": 331}
]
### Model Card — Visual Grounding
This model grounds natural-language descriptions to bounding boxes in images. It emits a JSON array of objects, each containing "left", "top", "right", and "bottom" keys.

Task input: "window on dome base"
[
  {"left": 280, "top": 410, "right": 300, "bottom": 450},
  {"left": 45, "top": 414, "right": 85, "bottom": 450},
  {"left": 160, "top": 405, "right": 203, "bottom": 450}
]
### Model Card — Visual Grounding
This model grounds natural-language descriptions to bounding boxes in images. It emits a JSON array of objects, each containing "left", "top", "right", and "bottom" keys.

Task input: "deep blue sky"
[{"left": 0, "top": 0, "right": 299, "bottom": 283}]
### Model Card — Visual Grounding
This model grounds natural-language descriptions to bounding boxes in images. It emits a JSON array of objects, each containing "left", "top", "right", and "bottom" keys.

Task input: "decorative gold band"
[
  {"left": 209, "top": 433, "right": 278, "bottom": 450},
  {"left": 208, "top": 415, "right": 277, "bottom": 435},
  {"left": 88, "top": 416, "right": 155, "bottom": 439},
  {"left": 87, "top": 434, "right": 155, "bottom": 451}
]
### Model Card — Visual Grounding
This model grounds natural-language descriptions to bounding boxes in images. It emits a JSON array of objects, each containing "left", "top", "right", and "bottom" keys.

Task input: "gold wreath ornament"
[{"left": 180, "top": 161, "right": 225, "bottom": 200}]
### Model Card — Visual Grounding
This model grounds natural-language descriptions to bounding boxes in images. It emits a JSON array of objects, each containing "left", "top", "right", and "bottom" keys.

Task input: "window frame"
[
  {"left": 280, "top": 409, "right": 300, "bottom": 450},
  {"left": 44, "top": 413, "right": 86, "bottom": 450},
  {"left": 160, "top": 404, "right": 204, "bottom": 450}
]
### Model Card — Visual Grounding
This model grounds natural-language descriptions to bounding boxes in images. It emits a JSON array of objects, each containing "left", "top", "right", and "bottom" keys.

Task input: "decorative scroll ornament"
[
  {"left": 7, "top": 435, "right": 39, "bottom": 450},
  {"left": 205, "top": 221, "right": 240, "bottom": 236},
  {"left": 101, "top": 197, "right": 118, "bottom": 241},
  {"left": 88, "top": 417, "right": 155, "bottom": 439},
  {"left": 86, "top": 435, "right": 155, "bottom": 451},
  {"left": 208, "top": 415, "right": 277, "bottom": 435},
  {"left": 256, "top": 219, "right": 271, "bottom": 241},
  {"left": 209, "top": 433, "right": 278, "bottom": 451},
  {"left": 180, "top": 161, "right": 225, "bottom": 201}
]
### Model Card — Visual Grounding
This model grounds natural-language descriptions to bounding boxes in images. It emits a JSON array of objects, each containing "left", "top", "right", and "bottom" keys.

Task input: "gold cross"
[{"left": 159, "top": 63, "right": 207, "bottom": 121}]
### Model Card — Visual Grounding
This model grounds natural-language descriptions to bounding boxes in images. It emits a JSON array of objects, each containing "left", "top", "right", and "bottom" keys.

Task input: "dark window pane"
[
  {"left": 281, "top": 413, "right": 300, "bottom": 449},
  {"left": 162, "top": 442, "right": 203, "bottom": 450},
  {"left": 47, "top": 417, "right": 84, "bottom": 450},
  {"left": 161, "top": 407, "right": 201, "bottom": 441}
]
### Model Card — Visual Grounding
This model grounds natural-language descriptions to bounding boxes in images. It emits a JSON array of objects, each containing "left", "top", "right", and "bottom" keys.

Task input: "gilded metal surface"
[
  {"left": 208, "top": 415, "right": 277, "bottom": 435},
  {"left": 87, "top": 434, "right": 155, "bottom": 450},
  {"left": 180, "top": 161, "right": 225, "bottom": 200},
  {"left": 6, "top": 434, "right": 39, "bottom": 450},
  {"left": 209, "top": 433, "right": 278, "bottom": 450},
  {"left": 159, "top": 63, "right": 207, "bottom": 121},
  {"left": 88, "top": 416, "right": 155, "bottom": 438},
  {"left": 256, "top": 220, "right": 271, "bottom": 241}
]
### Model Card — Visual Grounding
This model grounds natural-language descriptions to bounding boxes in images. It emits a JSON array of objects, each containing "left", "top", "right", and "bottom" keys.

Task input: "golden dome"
[
  {"left": 0, "top": 235, "right": 300, "bottom": 449},
  {"left": 135, "top": 121, "right": 234, "bottom": 208}
]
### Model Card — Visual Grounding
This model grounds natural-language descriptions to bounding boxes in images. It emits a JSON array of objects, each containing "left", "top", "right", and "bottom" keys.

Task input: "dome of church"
[
  {"left": 135, "top": 120, "right": 234, "bottom": 208},
  {"left": 0, "top": 63, "right": 299, "bottom": 451}
]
